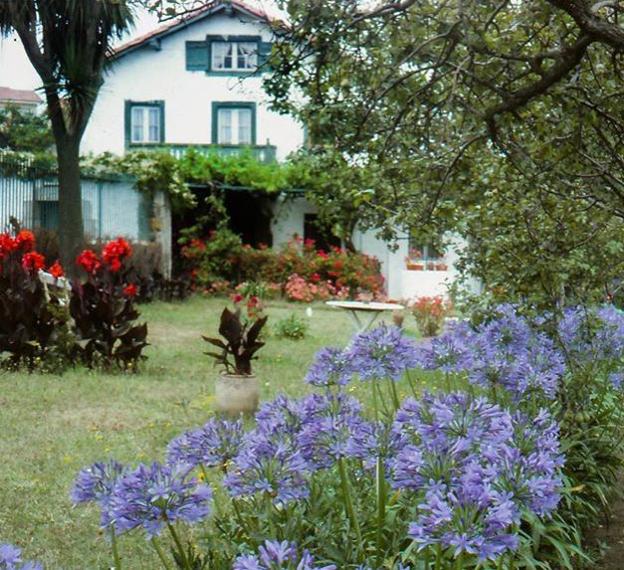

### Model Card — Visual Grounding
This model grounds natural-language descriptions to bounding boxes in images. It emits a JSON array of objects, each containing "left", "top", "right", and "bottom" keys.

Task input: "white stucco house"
[{"left": 81, "top": 0, "right": 465, "bottom": 300}]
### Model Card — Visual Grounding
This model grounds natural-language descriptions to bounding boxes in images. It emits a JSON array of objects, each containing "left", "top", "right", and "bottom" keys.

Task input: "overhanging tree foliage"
[
  {"left": 266, "top": 0, "right": 624, "bottom": 229},
  {"left": 0, "top": 105, "right": 53, "bottom": 153},
  {"left": 0, "top": 1, "right": 135, "bottom": 272}
]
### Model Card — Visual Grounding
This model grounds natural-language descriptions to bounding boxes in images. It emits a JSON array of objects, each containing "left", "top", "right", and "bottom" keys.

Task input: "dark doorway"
[
  {"left": 224, "top": 190, "right": 274, "bottom": 247},
  {"left": 304, "top": 213, "right": 341, "bottom": 251}
]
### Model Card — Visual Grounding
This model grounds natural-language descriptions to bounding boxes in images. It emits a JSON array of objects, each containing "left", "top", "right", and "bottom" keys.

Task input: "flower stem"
[
  {"left": 371, "top": 379, "right": 379, "bottom": 421},
  {"left": 435, "top": 544, "right": 443, "bottom": 570},
  {"left": 337, "top": 457, "right": 363, "bottom": 548},
  {"left": 389, "top": 377, "right": 400, "bottom": 411},
  {"left": 111, "top": 527, "right": 122, "bottom": 570},
  {"left": 151, "top": 537, "right": 174, "bottom": 570},
  {"left": 167, "top": 522, "right": 191, "bottom": 570},
  {"left": 375, "top": 456, "right": 387, "bottom": 566}
]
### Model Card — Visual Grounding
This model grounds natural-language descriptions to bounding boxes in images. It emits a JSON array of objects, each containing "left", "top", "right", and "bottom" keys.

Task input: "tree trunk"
[{"left": 56, "top": 135, "right": 84, "bottom": 276}]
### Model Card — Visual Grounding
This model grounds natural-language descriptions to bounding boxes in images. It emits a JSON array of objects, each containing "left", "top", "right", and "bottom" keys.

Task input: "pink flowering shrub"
[{"left": 181, "top": 231, "right": 384, "bottom": 300}]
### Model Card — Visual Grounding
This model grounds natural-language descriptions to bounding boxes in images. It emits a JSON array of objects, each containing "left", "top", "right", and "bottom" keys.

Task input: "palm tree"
[{"left": 0, "top": 1, "right": 135, "bottom": 273}]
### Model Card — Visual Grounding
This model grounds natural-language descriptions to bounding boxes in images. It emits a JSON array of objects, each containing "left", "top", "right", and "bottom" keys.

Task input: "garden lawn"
[{"left": 0, "top": 296, "right": 434, "bottom": 569}]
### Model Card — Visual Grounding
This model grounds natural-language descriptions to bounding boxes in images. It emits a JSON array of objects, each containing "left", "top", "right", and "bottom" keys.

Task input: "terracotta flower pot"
[
  {"left": 215, "top": 373, "right": 259, "bottom": 414},
  {"left": 406, "top": 263, "right": 424, "bottom": 271}
]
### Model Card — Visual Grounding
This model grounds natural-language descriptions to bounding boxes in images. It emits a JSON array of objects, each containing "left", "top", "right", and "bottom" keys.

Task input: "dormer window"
[{"left": 211, "top": 41, "right": 258, "bottom": 71}]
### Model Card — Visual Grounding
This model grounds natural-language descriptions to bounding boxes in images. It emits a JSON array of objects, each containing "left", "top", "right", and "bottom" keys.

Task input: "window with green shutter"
[
  {"left": 185, "top": 36, "right": 272, "bottom": 75},
  {"left": 186, "top": 41, "right": 209, "bottom": 71}
]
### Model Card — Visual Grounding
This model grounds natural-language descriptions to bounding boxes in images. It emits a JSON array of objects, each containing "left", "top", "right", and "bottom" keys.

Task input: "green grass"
[{"left": 0, "top": 296, "right": 429, "bottom": 569}]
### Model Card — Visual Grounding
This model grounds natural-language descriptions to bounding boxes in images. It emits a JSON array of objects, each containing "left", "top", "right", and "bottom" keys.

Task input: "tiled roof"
[
  {"left": 0, "top": 87, "right": 42, "bottom": 104},
  {"left": 114, "top": 0, "right": 274, "bottom": 58}
]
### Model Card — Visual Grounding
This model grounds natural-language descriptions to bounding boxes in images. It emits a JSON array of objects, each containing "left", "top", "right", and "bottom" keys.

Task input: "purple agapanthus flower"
[
  {"left": 233, "top": 540, "right": 336, "bottom": 570},
  {"left": 167, "top": 418, "right": 243, "bottom": 470},
  {"left": 390, "top": 392, "right": 563, "bottom": 562},
  {"left": 610, "top": 372, "right": 624, "bottom": 390},
  {"left": 558, "top": 305, "right": 624, "bottom": 363},
  {"left": 305, "top": 347, "right": 353, "bottom": 387},
  {"left": 297, "top": 393, "right": 372, "bottom": 469},
  {"left": 416, "top": 305, "right": 565, "bottom": 400},
  {"left": 346, "top": 324, "right": 419, "bottom": 381},
  {"left": 108, "top": 462, "right": 212, "bottom": 537},
  {"left": 71, "top": 460, "right": 126, "bottom": 527},
  {"left": 0, "top": 544, "right": 42, "bottom": 570},
  {"left": 224, "top": 429, "right": 310, "bottom": 505}
]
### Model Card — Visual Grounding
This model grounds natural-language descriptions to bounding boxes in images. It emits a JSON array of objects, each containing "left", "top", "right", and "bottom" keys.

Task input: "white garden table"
[{"left": 326, "top": 300, "right": 405, "bottom": 333}]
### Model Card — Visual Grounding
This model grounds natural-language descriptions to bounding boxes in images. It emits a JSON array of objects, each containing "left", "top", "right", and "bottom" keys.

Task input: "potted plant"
[{"left": 203, "top": 307, "right": 268, "bottom": 414}]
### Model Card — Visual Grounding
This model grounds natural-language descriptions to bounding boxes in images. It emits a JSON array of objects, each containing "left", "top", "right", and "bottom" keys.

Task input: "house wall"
[
  {"left": 270, "top": 195, "right": 470, "bottom": 301},
  {"left": 82, "top": 13, "right": 304, "bottom": 161}
]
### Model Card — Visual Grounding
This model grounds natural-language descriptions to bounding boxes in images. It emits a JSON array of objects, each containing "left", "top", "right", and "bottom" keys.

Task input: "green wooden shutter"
[
  {"left": 258, "top": 42, "right": 273, "bottom": 70},
  {"left": 186, "top": 41, "right": 208, "bottom": 71}
]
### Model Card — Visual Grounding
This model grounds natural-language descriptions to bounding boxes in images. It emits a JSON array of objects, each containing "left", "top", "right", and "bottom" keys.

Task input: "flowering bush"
[
  {"left": 410, "top": 296, "right": 452, "bottom": 337},
  {"left": 181, "top": 232, "right": 385, "bottom": 300},
  {"left": 70, "top": 237, "right": 148, "bottom": 370},
  {"left": 0, "top": 228, "right": 71, "bottom": 370},
  {"left": 70, "top": 304, "right": 624, "bottom": 570}
]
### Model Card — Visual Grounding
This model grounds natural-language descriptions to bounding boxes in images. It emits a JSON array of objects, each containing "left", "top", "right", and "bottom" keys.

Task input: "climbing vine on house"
[{"left": 82, "top": 149, "right": 296, "bottom": 213}]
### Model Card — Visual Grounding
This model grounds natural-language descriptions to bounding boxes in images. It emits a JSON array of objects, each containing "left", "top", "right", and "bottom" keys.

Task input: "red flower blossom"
[
  {"left": 15, "top": 230, "right": 35, "bottom": 252},
  {"left": 21, "top": 251, "right": 45, "bottom": 272},
  {"left": 247, "top": 295, "right": 259, "bottom": 307},
  {"left": 102, "top": 237, "right": 132, "bottom": 271},
  {"left": 0, "top": 233, "right": 17, "bottom": 259},
  {"left": 123, "top": 283, "right": 138, "bottom": 298},
  {"left": 108, "top": 257, "right": 122, "bottom": 273},
  {"left": 310, "top": 272, "right": 321, "bottom": 283},
  {"left": 232, "top": 293, "right": 244, "bottom": 304},
  {"left": 76, "top": 249, "right": 101, "bottom": 273},
  {"left": 316, "top": 250, "right": 328, "bottom": 260},
  {"left": 48, "top": 260, "right": 64, "bottom": 279}
]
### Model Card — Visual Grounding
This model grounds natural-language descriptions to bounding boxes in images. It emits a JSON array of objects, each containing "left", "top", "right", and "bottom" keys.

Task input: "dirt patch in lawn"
[{"left": 587, "top": 492, "right": 624, "bottom": 569}]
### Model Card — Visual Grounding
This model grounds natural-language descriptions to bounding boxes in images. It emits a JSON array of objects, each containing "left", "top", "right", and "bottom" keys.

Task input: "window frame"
[
  {"left": 207, "top": 35, "right": 261, "bottom": 75},
  {"left": 124, "top": 100, "right": 165, "bottom": 147},
  {"left": 211, "top": 102, "right": 257, "bottom": 146}
]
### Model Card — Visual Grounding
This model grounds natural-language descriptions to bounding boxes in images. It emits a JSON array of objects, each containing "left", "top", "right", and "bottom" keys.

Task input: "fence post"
[{"left": 153, "top": 190, "right": 172, "bottom": 278}]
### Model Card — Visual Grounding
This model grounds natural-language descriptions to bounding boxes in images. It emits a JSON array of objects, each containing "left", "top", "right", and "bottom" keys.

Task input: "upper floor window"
[
  {"left": 130, "top": 105, "right": 162, "bottom": 143},
  {"left": 213, "top": 102, "right": 256, "bottom": 145},
  {"left": 211, "top": 41, "right": 258, "bottom": 71},
  {"left": 125, "top": 101, "right": 165, "bottom": 147}
]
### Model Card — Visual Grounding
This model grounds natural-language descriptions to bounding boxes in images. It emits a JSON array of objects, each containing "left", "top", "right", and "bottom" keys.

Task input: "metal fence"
[{"left": 0, "top": 152, "right": 151, "bottom": 240}]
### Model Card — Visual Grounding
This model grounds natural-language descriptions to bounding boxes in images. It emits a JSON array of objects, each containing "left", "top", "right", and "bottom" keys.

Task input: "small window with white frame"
[
  {"left": 216, "top": 106, "right": 254, "bottom": 145},
  {"left": 211, "top": 41, "right": 258, "bottom": 71},
  {"left": 130, "top": 105, "right": 162, "bottom": 144}
]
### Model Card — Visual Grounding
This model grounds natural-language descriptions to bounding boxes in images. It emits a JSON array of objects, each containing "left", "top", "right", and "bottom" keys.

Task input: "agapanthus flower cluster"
[
  {"left": 557, "top": 305, "right": 624, "bottom": 364},
  {"left": 71, "top": 459, "right": 126, "bottom": 527},
  {"left": 224, "top": 429, "right": 310, "bottom": 505},
  {"left": 416, "top": 305, "right": 565, "bottom": 400},
  {"left": 305, "top": 347, "right": 353, "bottom": 387},
  {"left": 346, "top": 324, "right": 419, "bottom": 381},
  {"left": 0, "top": 544, "right": 42, "bottom": 570},
  {"left": 390, "top": 392, "right": 563, "bottom": 561},
  {"left": 167, "top": 418, "right": 243, "bottom": 470},
  {"left": 107, "top": 462, "right": 212, "bottom": 537},
  {"left": 233, "top": 540, "right": 336, "bottom": 570},
  {"left": 298, "top": 393, "right": 373, "bottom": 469}
]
